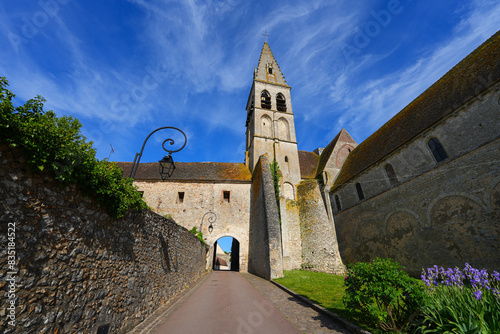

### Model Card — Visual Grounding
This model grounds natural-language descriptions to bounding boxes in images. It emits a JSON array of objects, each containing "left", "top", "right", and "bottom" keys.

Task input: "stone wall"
[
  {"left": 331, "top": 84, "right": 500, "bottom": 276},
  {"left": 280, "top": 197, "right": 302, "bottom": 270},
  {"left": 297, "top": 180, "right": 344, "bottom": 274},
  {"left": 333, "top": 138, "right": 500, "bottom": 276},
  {"left": 133, "top": 180, "right": 250, "bottom": 272},
  {"left": 0, "top": 145, "right": 208, "bottom": 333},
  {"left": 248, "top": 155, "right": 284, "bottom": 279}
]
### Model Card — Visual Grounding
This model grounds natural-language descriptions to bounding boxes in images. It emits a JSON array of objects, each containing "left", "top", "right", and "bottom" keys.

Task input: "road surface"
[{"left": 151, "top": 271, "right": 301, "bottom": 334}]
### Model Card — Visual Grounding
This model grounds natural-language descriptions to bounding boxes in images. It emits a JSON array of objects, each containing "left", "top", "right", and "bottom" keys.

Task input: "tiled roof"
[
  {"left": 333, "top": 29, "right": 500, "bottom": 190},
  {"left": 316, "top": 129, "right": 356, "bottom": 177},
  {"left": 298, "top": 150, "right": 319, "bottom": 179},
  {"left": 215, "top": 257, "right": 228, "bottom": 266},
  {"left": 116, "top": 161, "right": 252, "bottom": 182}
]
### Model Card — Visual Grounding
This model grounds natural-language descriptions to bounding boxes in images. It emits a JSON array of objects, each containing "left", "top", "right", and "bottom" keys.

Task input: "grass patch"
[{"left": 274, "top": 270, "right": 379, "bottom": 333}]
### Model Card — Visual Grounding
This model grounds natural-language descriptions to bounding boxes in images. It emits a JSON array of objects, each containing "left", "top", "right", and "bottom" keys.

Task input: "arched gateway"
[
  {"left": 211, "top": 236, "right": 241, "bottom": 271},
  {"left": 117, "top": 40, "right": 346, "bottom": 279}
]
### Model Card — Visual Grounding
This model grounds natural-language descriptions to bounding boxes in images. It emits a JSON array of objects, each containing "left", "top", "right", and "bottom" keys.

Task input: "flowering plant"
[{"left": 419, "top": 264, "right": 500, "bottom": 333}]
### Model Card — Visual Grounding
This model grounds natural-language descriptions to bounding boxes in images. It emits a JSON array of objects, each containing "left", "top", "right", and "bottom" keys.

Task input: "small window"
[
  {"left": 335, "top": 195, "right": 342, "bottom": 212},
  {"left": 355, "top": 183, "right": 364, "bottom": 201},
  {"left": 267, "top": 63, "right": 273, "bottom": 74},
  {"left": 261, "top": 90, "right": 271, "bottom": 109},
  {"left": 177, "top": 192, "right": 185, "bottom": 203},
  {"left": 276, "top": 93, "right": 286, "bottom": 112},
  {"left": 385, "top": 164, "right": 398, "bottom": 186},
  {"left": 223, "top": 191, "right": 230, "bottom": 203},
  {"left": 284, "top": 156, "right": 288, "bottom": 163},
  {"left": 428, "top": 138, "right": 448, "bottom": 162}
]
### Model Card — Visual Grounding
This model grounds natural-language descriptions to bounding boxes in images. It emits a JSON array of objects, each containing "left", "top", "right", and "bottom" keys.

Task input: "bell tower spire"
[
  {"left": 254, "top": 41, "right": 288, "bottom": 86},
  {"left": 245, "top": 41, "right": 301, "bottom": 187}
]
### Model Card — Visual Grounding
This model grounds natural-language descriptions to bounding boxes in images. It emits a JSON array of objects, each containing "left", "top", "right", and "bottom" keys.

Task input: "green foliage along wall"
[{"left": 0, "top": 77, "right": 147, "bottom": 217}]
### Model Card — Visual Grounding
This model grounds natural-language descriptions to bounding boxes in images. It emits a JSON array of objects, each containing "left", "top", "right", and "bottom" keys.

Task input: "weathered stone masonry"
[
  {"left": 330, "top": 30, "right": 500, "bottom": 276},
  {"left": 248, "top": 155, "right": 284, "bottom": 279},
  {"left": 0, "top": 145, "right": 208, "bottom": 334}
]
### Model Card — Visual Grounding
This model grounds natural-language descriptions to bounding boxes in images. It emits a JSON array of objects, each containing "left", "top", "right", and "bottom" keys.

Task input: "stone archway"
[{"left": 212, "top": 236, "right": 241, "bottom": 271}]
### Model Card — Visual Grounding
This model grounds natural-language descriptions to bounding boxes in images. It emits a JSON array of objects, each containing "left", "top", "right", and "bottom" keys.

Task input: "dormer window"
[
  {"left": 276, "top": 93, "right": 286, "bottom": 112},
  {"left": 261, "top": 90, "right": 271, "bottom": 109}
]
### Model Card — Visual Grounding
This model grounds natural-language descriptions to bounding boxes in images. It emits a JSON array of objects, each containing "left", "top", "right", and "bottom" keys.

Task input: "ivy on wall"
[
  {"left": 0, "top": 77, "right": 148, "bottom": 218},
  {"left": 270, "top": 159, "right": 282, "bottom": 220}
]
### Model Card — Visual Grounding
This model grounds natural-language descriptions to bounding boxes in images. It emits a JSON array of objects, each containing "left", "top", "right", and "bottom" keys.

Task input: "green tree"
[{"left": 0, "top": 77, "right": 147, "bottom": 218}]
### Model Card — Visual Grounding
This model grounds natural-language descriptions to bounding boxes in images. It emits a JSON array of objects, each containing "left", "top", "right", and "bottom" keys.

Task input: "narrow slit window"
[
  {"left": 385, "top": 164, "right": 398, "bottom": 186},
  {"left": 335, "top": 195, "right": 342, "bottom": 212},
  {"left": 223, "top": 191, "right": 230, "bottom": 203},
  {"left": 428, "top": 138, "right": 448, "bottom": 162},
  {"left": 355, "top": 183, "right": 364, "bottom": 201},
  {"left": 177, "top": 192, "right": 185, "bottom": 203}
]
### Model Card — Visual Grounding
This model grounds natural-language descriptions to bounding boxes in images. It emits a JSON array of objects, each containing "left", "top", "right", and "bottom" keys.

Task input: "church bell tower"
[{"left": 245, "top": 42, "right": 301, "bottom": 189}]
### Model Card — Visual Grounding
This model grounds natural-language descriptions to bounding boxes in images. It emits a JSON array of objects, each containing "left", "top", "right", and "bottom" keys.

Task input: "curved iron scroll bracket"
[
  {"left": 129, "top": 126, "right": 187, "bottom": 179},
  {"left": 200, "top": 211, "right": 217, "bottom": 233}
]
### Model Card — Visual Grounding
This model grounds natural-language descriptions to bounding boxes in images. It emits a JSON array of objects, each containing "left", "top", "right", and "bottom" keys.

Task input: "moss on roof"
[
  {"left": 333, "top": 29, "right": 500, "bottom": 191},
  {"left": 298, "top": 150, "right": 319, "bottom": 179},
  {"left": 116, "top": 161, "right": 252, "bottom": 182}
]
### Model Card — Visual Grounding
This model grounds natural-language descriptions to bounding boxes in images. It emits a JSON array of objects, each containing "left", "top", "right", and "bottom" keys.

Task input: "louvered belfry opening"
[
  {"left": 261, "top": 90, "right": 271, "bottom": 109},
  {"left": 276, "top": 93, "right": 286, "bottom": 112}
]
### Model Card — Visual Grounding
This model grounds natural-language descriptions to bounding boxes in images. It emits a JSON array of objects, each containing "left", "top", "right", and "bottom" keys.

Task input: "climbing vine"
[
  {"left": 189, "top": 226, "right": 205, "bottom": 244},
  {"left": 270, "top": 159, "right": 282, "bottom": 219}
]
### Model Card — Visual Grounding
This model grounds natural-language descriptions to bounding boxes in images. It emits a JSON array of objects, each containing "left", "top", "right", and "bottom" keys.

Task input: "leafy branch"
[{"left": 0, "top": 77, "right": 148, "bottom": 218}]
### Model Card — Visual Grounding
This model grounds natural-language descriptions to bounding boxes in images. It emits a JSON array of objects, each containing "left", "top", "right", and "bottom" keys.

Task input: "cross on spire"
[{"left": 262, "top": 31, "right": 269, "bottom": 41}]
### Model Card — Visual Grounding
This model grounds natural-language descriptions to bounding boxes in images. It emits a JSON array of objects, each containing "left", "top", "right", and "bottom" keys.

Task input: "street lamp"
[
  {"left": 200, "top": 211, "right": 217, "bottom": 234},
  {"left": 129, "top": 127, "right": 187, "bottom": 180},
  {"left": 159, "top": 154, "right": 175, "bottom": 181}
]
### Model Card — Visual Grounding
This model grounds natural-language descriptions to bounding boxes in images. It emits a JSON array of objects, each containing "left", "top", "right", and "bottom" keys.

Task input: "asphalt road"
[{"left": 151, "top": 271, "right": 301, "bottom": 334}]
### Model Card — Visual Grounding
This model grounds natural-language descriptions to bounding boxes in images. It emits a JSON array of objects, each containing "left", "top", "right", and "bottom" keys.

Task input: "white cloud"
[{"left": 320, "top": 0, "right": 500, "bottom": 143}]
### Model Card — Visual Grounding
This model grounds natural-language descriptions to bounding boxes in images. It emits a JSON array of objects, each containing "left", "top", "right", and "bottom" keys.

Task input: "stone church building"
[{"left": 118, "top": 30, "right": 500, "bottom": 277}]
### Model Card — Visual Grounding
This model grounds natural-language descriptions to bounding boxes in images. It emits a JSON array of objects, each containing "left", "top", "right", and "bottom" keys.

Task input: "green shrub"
[
  {"left": 189, "top": 226, "right": 205, "bottom": 244},
  {"left": 0, "top": 77, "right": 148, "bottom": 218},
  {"left": 343, "top": 257, "right": 425, "bottom": 333}
]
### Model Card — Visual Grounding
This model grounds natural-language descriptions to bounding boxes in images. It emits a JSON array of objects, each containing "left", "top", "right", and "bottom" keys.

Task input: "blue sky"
[
  {"left": 1, "top": 0, "right": 500, "bottom": 165},
  {"left": 217, "top": 236, "right": 232, "bottom": 253}
]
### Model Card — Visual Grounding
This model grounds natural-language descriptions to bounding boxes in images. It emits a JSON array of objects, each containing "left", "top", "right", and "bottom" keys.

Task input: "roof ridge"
[{"left": 332, "top": 29, "right": 500, "bottom": 190}]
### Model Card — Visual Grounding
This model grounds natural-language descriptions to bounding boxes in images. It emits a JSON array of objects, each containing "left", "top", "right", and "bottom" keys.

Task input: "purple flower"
[{"left": 473, "top": 290, "right": 482, "bottom": 300}]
